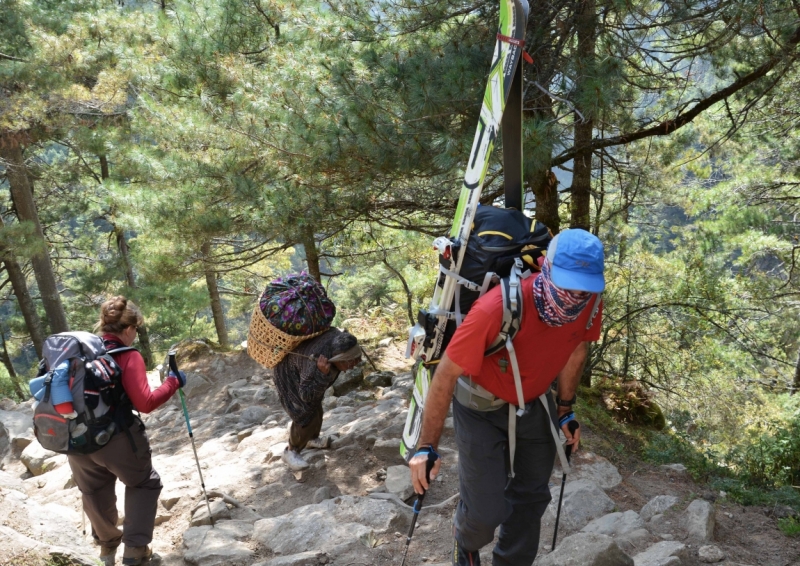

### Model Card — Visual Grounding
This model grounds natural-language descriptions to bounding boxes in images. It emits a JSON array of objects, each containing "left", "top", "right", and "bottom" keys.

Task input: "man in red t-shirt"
[{"left": 409, "top": 228, "right": 605, "bottom": 566}]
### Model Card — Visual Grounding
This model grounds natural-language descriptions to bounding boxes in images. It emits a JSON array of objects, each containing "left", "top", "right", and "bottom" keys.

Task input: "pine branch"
[
  {"left": 0, "top": 52, "right": 25, "bottom": 62},
  {"left": 552, "top": 24, "right": 800, "bottom": 167}
]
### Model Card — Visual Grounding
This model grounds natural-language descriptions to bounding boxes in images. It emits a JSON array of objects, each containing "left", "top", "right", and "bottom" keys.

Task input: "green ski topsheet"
[{"left": 401, "top": 0, "right": 530, "bottom": 461}]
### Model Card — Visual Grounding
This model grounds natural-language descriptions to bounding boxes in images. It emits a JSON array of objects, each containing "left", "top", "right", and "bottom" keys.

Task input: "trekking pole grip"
[
  {"left": 406, "top": 449, "right": 438, "bottom": 537},
  {"left": 565, "top": 420, "right": 580, "bottom": 461}
]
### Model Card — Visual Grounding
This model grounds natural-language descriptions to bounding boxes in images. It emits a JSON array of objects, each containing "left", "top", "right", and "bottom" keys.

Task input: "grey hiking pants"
[
  {"left": 67, "top": 421, "right": 162, "bottom": 548},
  {"left": 452, "top": 394, "right": 557, "bottom": 566}
]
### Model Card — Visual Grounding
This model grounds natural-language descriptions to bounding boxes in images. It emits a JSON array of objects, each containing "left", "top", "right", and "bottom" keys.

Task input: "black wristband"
[{"left": 556, "top": 394, "right": 577, "bottom": 407}]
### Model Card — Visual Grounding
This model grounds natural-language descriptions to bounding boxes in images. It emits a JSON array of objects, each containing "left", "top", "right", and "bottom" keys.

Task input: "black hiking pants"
[{"left": 452, "top": 395, "right": 557, "bottom": 566}]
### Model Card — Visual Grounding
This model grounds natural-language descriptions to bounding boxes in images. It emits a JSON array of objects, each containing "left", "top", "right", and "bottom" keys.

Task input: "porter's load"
[{"left": 247, "top": 273, "right": 336, "bottom": 368}]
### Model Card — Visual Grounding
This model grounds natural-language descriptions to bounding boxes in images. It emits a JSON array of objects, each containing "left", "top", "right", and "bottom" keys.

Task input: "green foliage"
[
  {"left": 778, "top": 517, "right": 800, "bottom": 537},
  {"left": 0, "top": 363, "right": 16, "bottom": 400},
  {"left": 725, "top": 406, "right": 800, "bottom": 488}
]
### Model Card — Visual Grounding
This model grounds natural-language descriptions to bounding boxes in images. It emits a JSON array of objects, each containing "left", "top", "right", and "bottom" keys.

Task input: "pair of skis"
[{"left": 401, "top": 0, "right": 531, "bottom": 461}]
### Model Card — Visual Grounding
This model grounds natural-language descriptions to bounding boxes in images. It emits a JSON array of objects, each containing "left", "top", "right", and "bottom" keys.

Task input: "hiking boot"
[
  {"left": 99, "top": 545, "right": 118, "bottom": 566},
  {"left": 452, "top": 538, "right": 480, "bottom": 566},
  {"left": 281, "top": 447, "right": 310, "bottom": 471},
  {"left": 305, "top": 436, "right": 331, "bottom": 449},
  {"left": 121, "top": 545, "right": 153, "bottom": 566}
]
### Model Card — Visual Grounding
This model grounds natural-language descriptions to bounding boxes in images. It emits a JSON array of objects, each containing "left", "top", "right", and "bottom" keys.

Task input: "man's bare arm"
[
  {"left": 408, "top": 352, "right": 463, "bottom": 493},
  {"left": 555, "top": 341, "right": 588, "bottom": 450}
]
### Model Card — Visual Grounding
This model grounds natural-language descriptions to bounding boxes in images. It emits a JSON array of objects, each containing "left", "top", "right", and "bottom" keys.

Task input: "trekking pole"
[
  {"left": 400, "top": 450, "right": 439, "bottom": 566},
  {"left": 360, "top": 346, "right": 378, "bottom": 371},
  {"left": 551, "top": 420, "right": 580, "bottom": 551},
  {"left": 169, "top": 351, "right": 214, "bottom": 526}
]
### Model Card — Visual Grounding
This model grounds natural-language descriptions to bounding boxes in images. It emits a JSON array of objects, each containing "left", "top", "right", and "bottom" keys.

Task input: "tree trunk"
[
  {"left": 103, "top": 153, "right": 154, "bottom": 368},
  {"left": 0, "top": 330, "right": 25, "bottom": 399},
  {"left": 201, "top": 241, "right": 229, "bottom": 349},
  {"left": 792, "top": 345, "right": 800, "bottom": 395},
  {"left": 300, "top": 225, "right": 321, "bottom": 282},
  {"left": 531, "top": 170, "right": 560, "bottom": 233},
  {"left": 569, "top": 0, "right": 597, "bottom": 231},
  {"left": 1, "top": 139, "right": 69, "bottom": 333},
  {"left": 113, "top": 226, "right": 154, "bottom": 368},
  {"left": 382, "top": 259, "right": 415, "bottom": 326},
  {"left": 0, "top": 217, "right": 44, "bottom": 358}
]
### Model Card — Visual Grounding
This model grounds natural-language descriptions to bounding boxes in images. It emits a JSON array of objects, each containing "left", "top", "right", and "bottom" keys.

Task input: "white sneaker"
[
  {"left": 282, "top": 448, "right": 310, "bottom": 471},
  {"left": 305, "top": 436, "right": 331, "bottom": 449}
]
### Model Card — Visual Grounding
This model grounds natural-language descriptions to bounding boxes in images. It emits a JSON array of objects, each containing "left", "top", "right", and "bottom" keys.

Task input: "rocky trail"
[{"left": 1, "top": 339, "right": 798, "bottom": 566}]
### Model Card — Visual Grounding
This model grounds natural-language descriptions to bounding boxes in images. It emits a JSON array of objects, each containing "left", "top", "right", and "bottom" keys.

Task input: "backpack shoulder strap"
[
  {"left": 485, "top": 259, "right": 526, "bottom": 356},
  {"left": 102, "top": 338, "right": 137, "bottom": 357},
  {"left": 106, "top": 346, "right": 137, "bottom": 356},
  {"left": 585, "top": 293, "right": 602, "bottom": 330}
]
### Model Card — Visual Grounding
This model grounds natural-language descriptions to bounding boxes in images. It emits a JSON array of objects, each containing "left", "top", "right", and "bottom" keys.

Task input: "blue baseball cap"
[{"left": 547, "top": 229, "right": 605, "bottom": 293}]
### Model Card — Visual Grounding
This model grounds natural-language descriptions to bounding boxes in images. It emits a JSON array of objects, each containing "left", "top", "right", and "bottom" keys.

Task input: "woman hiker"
[
  {"left": 273, "top": 328, "right": 361, "bottom": 471},
  {"left": 67, "top": 296, "right": 186, "bottom": 566}
]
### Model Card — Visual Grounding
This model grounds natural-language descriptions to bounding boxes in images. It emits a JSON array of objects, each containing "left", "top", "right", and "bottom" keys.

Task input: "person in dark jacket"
[{"left": 273, "top": 328, "right": 361, "bottom": 470}]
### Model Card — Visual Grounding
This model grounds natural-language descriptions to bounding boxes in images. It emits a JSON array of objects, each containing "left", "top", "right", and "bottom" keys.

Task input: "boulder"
[
  {"left": 313, "top": 486, "right": 332, "bottom": 503},
  {"left": 364, "top": 371, "right": 393, "bottom": 388},
  {"left": 391, "top": 372, "right": 413, "bottom": 387},
  {"left": 684, "top": 499, "right": 715, "bottom": 541},
  {"left": 698, "top": 545, "right": 725, "bottom": 563},
  {"left": 0, "top": 420, "right": 8, "bottom": 462},
  {"left": 336, "top": 396, "right": 355, "bottom": 408},
  {"left": 181, "top": 372, "right": 214, "bottom": 401},
  {"left": 0, "top": 524, "right": 98, "bottom": 566},
  {"left": 613, "top": 528, "right": 654, "bottom": 554},
  {"left": 659, "top": 464, "right": 687, "bottom": 475},
  {"left": 632, "top": 541, "right": 687, "bottom": 566},
  {"left": 333, "top": 368, "right": 364, "bottom": 396},
  {"left": 581, "top": 510, "right": 645, "bottom": 537},
  {"left": 0, "top": 409, "right": 34, "bottom": 455},
  {"left": 330, "top": 435, "right": 354, "bottom": 450},
  {"left": 539, "top": 532, "right": 633, "bottom": 565},
  {"left": 253, "top": 495, "right": 408, "bottom": 555},
  {"left": 259, "top": 552, "right": 329, "bottom": 566},
  {"left": 554, "top": 452, "right": 622, "bottom": 489},
  {"left": 183, "top": 523, "right": 254, "bottom": 566},
  {"left": 20, "top": 441, "right": 59, "bottom": 476},
  {"left": 239, "top": 406, "right": 271, "bottom": 426},
  {"left": 640, "top": 495, "right": 679, "bottom": 522},
  {"left": 385, "top": 465, "right": 413, "bottom": 501},
  {"left": 352, "top": 390, "right": 375, "bottom": 402},
  {"left": 253, "top": 387, "right": 277, "bottom": 404},
  {"left": 191, "top": 499, "right": 232, "bottom": 526},
  {"left": 544, "top": 479, "right": 616, "bottom": 532}
]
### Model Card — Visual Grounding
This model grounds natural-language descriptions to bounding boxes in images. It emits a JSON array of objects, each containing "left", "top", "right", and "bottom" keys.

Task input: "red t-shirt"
[
  {"left": 103, "top": 334, "right": 178, "bottom": 414},
  {"left": 445, "top": 275, "right": 602, "bottom": 404}
]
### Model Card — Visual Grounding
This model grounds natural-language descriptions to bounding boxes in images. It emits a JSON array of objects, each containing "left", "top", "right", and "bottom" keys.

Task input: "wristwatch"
[{"left": 556, "top": 394, "right": 577, "bottom": 407}]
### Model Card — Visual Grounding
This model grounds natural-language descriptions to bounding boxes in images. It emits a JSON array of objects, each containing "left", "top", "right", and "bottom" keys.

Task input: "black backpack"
[
  {"left": 31, "top": 332, "right": 136, "bottom": 455},
  {"left": 419, "top": 205, "right": 553, "bottom": 359}
]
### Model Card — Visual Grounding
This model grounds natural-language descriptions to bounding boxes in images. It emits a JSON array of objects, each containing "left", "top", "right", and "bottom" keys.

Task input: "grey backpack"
[{"left": 31, "top": 332, "right": 135, "bottom": 454}]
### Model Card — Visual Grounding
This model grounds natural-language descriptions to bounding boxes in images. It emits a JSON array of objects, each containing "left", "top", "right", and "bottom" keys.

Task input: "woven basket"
[{"left": 247, "top": 305, "right": 326, "bottom": 368}]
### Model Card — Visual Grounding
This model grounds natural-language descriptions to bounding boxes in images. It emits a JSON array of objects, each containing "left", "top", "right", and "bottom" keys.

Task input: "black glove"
[{"left": 168, "top": 370, "right": 187, "bottom": 388}]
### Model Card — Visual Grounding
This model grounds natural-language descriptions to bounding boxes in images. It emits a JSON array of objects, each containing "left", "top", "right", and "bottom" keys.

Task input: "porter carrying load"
[{"left": 247, "top": 273, "right": 336, "bottom": 368}]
